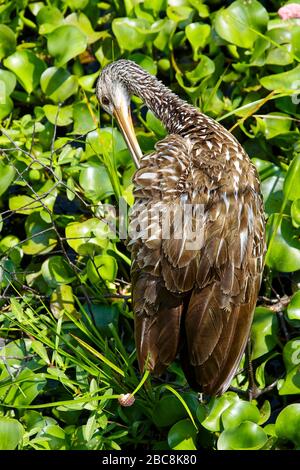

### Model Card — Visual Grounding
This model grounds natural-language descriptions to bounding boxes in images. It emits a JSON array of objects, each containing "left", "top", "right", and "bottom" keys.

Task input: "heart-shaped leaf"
[
  {"left": 221, "top": 401, "right": 261, "bottom": 429},
  {"left": 72, "top": 102, "right": 95, "bottom": 134},
  {"left": 0, "top": 25, "right": 16, "bottom": 59},
  {"left": 0, "top": 69, "right": 16, "bottom": 95},
  {"left": 22, "top": 212, "right": 57, "bottom": 255},
  {"left": 4, "top": 50, "right": 46, "bottom": 94},
  {"left": 64, "top": 12, "right": 102, "bottom": 44},
  {"left": 275, "top": 404, "right": 300, "bottom": 446},
  {"left": 185, "top": 55, "right": 215, "bottom": 83},
  {"left": 266, "top": 214, "right": 300, "bottom": 272},
  {"left": 201, "top": 392, "right": 240, "bottom": 432},
  {"left": 0, "top": 418, "right": 24, "bottom": 450},
  {"left": 217, "top": 421, "right": 267, "bottom": 450},
  {"left": 41, "top": 256, "right": 76, "bottom": 287},
  {"left": 153, "top": 395, "right": 189, "bottom": 428},
  {"left": 79, "top": 164, "right": 114, "bottom": 201},
  {"left": 260, "top": 64, "right": 300, "bottom": 92},
  {"left": 112, "top": 18, "right": 153, "bottom": 51},
  {"left": 215, "top": 0, "right": 268, "bottom": 48},
  {"left": 185, "top": 23, "right": 211, "bottom": 60},
  {"left": 251, "top": 307, "right": 279, "bottom": 359},
  {"left": 47, "top": 25, "right": 87, "bottom": 66},
  {"left": 43, "top": 104, "right": 73, "bottom": 126},
  {"left": 65, "top": 218, "right": 110, "bottom": 255},
  {"left": 87, "top": 254, "right": 118, "bottom": 283},
  {"left": 167, "top": 419, "right": 197, "bottom": 450},
  {"left": 37, "top": 6, "right": 64, "bottom": 34},
  {"left": 0, "top": 163, "right": 15, "bottom": 196},
  {"left": 50, "top": 285, "right": 78, "bottom": 319},
  {"left": 41, "top": 67, "right": 78, "bottom": 102}
]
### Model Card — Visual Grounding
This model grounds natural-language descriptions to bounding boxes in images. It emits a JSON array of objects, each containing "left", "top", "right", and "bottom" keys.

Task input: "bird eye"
[{"left": 102, "top": 96, "right": 110, "bottom": 106}]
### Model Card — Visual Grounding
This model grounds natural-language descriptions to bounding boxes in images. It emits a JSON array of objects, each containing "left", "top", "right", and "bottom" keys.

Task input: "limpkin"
[{"left": 96, "top": 60, "right": 265, "bottom": 395}]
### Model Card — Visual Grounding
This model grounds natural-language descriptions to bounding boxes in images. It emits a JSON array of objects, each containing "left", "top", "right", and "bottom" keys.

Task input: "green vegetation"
[{"left": 0, "top": 0, "right": 300, "bottom": 450}]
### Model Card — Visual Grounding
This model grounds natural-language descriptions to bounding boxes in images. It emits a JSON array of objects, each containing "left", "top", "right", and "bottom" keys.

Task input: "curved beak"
[{"left": 113, "top": 105, "right": 142, "bottom": 169}]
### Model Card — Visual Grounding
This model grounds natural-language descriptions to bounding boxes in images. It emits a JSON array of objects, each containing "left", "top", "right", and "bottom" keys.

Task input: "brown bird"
[{"left": 96, "top": 60, "right": 265, "bottom": 395}]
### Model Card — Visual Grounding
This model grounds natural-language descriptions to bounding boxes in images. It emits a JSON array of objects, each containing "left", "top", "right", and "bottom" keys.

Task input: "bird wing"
[
  {"left": 129, "top": 133, "right": 265, "bottom": 394},
  {"left": 129, "top": 135, "right": 192, "bottom": 375},
  {"left": 183, "top": 187, "right": 265, "bottom": 395}
]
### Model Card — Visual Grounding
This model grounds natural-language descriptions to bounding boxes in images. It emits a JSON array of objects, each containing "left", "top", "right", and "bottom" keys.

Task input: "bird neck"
[
  {"left": 130, "top": 79, "right": 191, "bottom": 134},
  {"left": 114, "top": 62, "right": 193, "bottom": 134}
]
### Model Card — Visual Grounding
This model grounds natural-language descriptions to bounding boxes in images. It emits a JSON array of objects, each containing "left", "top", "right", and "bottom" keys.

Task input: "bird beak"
[{"left": 113, "top": 105, "right": 142, "bottom": 169}]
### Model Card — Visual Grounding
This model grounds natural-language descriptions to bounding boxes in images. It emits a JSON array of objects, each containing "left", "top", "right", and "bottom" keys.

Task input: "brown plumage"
[{"left": 96, "top": 60, "right": 265, "bottom": 395}]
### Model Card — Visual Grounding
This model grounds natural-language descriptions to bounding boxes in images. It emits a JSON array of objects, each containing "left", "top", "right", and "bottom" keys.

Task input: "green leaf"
[
  {"left": 283, "top": 337, "right": 300, "bottom": 371},
  {"left": 275, "top": 404, "right": 300, "bottom": 446},
  {"left": 251, "top": 307, "right": 279, "bottom": 359},
  {"left": 37, "top": 424, "right": 67, "bottom": 450},
  {"left": 291, "top": 199, "right": 300, "bottom": 228},
  {"left": 284, "top": 154, "right": 300, "bottom": 202},
  {"left": 214, "top": 0, "right": 268, "bottom": 49},
  {"left": 64, "top": 12, "right": 102, "bottom": 44},
  {"left": 41, "top": 256, "right": 76, "bottom": 287},
  {"left": 83, "top": 303, "right": 118, "bottom": 334},
  {"left": 146, "top": 110, "right": 166, "bottom": 138},
  {"left": 185, "top": 55, "right": 215, "bottom": 83},
  {"left": 31, "top": 341, "right": 50, "bottom": 365},
  {"left": 0, "top": 163, "right": 15, "bottom": 196},
  {"left": 22, "top": 212, "right": 57, "bottom": 255},
  {"left": 44, "top": 104, "right": 73, "bottom": 126},
  {"left": 258, "top": 400, "right": 271, "bottom": 425},
  {"left": 153, "top": 18, "right": 176, "bottom": 51},
  {"left": 86, "top": 129, "right": 127, "bottom": 158},
  {"left": 221, "top": 401, "right": 261, "bottom": 429},
  {"left": 79, "top": 163, "right": 114, "bottom": 201},
  {"left": 3, "top": 369, "right": 47, "bottom": 406},
  {"left": 278, "top": 366, "right": 300, "bottom": 396},
  {"left": 0, "top": 418, "right": 24, "bottom": 450},
  {"left": 4, "top": 50, "right": 46, "bottom": 94},
  {"left": 266, "top": 215, "right": 300, "bottom": 272},
  {"left": 87, "top": 254, "right": 118, "bottom": 283},
  {"left": 72, "top": 102, "right": 95, "bottom": 134},
  {"left": 259, "top": 113, "right": 291, "bottom": 139},
  {"left": 37, "top": 6, "right": 64, "bottom": 34},
  {"left": 167, "top": 5, "right": 194, "bottom": 23},
  {"left": 201, "top": 392, "right": 239, "bottom": 432},
  {"left": 153, "top": 395, "right": 189, "bottom": 428},
  {"left": 278, "top": 338, "right": 300, "bottom": 395},
  {"left": 253, "top": 158, "right": 285, "bottom": 216},
  {"left": 128, "top": 53, "right": 157, "bottom": 75},
  {"left": 260, "top": 64, "right": 300, "bottom": 92},
  {"left": 0, "top": 69, "right": 16, "bottom": 95},
  {"left": 0, "top": 93, "right": 13, "bottom": 120},
  {"left": 41, "top": 67, "right": 78, "bottom": 103},
  {"left": 287, "top": 291, "right": 300, "bottom": 321},
  {"left": 64, "top": 0, "right": 89, "bottom": 10},
  {"left": 0, "top": 25, "right": 16, "bottom": 59},
  {"left": 112, "top": 18, "right": 152, "bottom": 51},
  {"left": 185, "top": 23, "right": 210, "bottom": 60},
  {"left": 65, "top": 218, "right": 110, "bottom": 255},
  {"left": 50, "top": 285, "right": 78, "bottom": 319},
  {"left": 167, "top": 419, "right": 197, "bottom": 450},
  {"left": 218, "top": 421, "right": 267, "bottom": 450},
  {"left": 9, "top": 194, "right": 42, "bottom": 214},
  {"left": 47, "top": 25, "right": 87, "bottom": 66}
]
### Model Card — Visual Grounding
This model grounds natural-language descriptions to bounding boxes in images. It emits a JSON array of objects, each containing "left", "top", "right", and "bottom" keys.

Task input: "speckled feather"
[{"left": 97, "top": 60, "right": 266, "bottom": 395}]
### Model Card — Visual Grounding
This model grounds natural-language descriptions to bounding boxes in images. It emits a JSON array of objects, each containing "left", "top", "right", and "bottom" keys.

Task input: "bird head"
[{"left": 96, "top": 63, "right": 142, "bottom": 168}]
